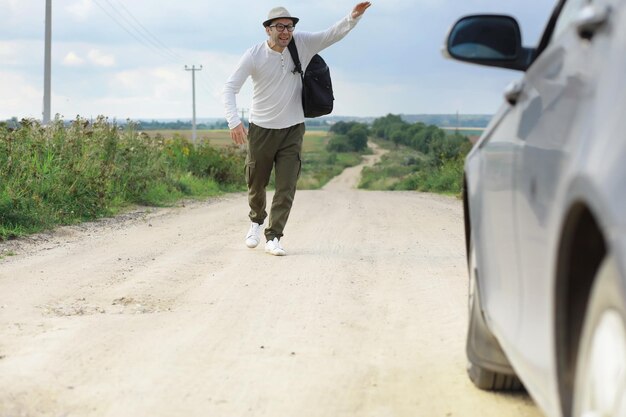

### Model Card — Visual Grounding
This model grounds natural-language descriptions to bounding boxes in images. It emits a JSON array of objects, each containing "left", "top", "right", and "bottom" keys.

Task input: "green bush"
[
  {"left": 326, "top": 122, "right": 370, "bottom": 153},
  {"left": 0, "top": 116, "right": 246, "bottom": 240},
  {"left": 326, "top": 135, "right": 353, "bottom": 152},
  {"left": 359, "top": 114, "right": 473, "bottom": 195},
  {"left": 164, "top": 135, "right": 244, "bottom": 186},
  {"left": 346, "top": 125, "right": 368, "bottom": 152},
  {"left": 391, "top": 156, "right": 465, "bottom": 194}
]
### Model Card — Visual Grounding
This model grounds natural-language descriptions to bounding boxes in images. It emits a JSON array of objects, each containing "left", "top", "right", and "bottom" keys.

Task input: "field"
[
  {"left": 441, "top": 127, "right": 485, "bottom": 137},
  {"left": 142, "top": 128, "right": 345, "bottom": 190},
  {"left": 145, "top": 129, "right": 330, "bottom": 152}
]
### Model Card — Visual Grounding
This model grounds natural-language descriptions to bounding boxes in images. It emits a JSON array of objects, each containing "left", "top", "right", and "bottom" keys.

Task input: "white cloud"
[
  {"left": 0, "top": 0, "right": 20, "bottom": 13},
  {"left": 63, "top": 51, "right": 85, "bottom": 66},
  {"left": 113, "top": 70, "right": 144, "bottom": 91},
  {"left": 110, "top": 66, "right": 185, "bottom": 100},
  {"left": 66, "top": 0, "right": 94, "bottom": 21},
  {"left": 0, "top": 73, "right": 42, "bottom": 119},
  {"left": 331, "top": 77, "right": 409, "bottom": 116},
  {"left": 0, "top": 41, "right": 20, "bottom": 65},
  {"left": 88, "top": 49, "right": 116, "bottom": 67},
  {"left": 152, "top": 67, "right": 180, "bottom": 83}
]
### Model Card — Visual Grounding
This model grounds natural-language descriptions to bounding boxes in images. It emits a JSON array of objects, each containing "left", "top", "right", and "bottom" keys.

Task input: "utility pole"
[
  {"left": 43, "top": 0, "right": 52, "bottom": 124},
  {"left": 184, "top": 65, "right": 202, "bottom": 144},
  {"left": 239, "top": 108, "right": 249, "bottom": 125}
]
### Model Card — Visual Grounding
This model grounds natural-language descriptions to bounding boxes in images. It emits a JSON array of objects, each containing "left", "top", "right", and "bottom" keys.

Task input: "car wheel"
[
  {"left": 573, "top": 254, "right": 626, "bottom": 417},
  {"left": 466, "top": 240, "right": 523, "bottom": 391}
]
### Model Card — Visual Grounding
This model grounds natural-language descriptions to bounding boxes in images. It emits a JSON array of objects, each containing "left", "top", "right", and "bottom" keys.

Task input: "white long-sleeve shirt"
[{"left": 223, "top": 13, "right": 361, "bottom": 130}]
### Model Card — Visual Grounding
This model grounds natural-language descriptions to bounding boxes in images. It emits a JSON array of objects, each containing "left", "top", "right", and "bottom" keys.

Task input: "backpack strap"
[{"left": 287, "top": 39, "right": 303, "bottom": 75}]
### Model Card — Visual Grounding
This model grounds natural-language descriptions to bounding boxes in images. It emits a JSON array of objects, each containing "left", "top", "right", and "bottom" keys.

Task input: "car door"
[
  {"left": 510, "top": 0, "right": 606, "bottom": 398},
  {"left": 473, "top": 91, "right": 525, "bottom": 344}
]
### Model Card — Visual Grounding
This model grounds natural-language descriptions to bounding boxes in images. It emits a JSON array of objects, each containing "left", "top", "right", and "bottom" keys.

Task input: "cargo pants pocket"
[
  {"left": 296, "top": 153, "right": 302, "bottom": 179},
  {"left": 245, "top": 161, "right": 255, "bottom": 188}
]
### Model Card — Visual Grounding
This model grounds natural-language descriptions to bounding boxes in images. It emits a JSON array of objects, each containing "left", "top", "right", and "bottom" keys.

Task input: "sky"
[{"left": 0, "top": 0, "right": 558, "bottom": 121}]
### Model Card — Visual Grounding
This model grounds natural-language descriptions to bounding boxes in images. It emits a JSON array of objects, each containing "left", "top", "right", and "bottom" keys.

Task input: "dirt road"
[{"left": 0, "top": 145, "right": 541, "bottom": 417}]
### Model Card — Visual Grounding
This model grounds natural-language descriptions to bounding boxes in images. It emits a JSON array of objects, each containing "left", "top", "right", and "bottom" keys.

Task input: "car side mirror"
[{"left": 443, "top": 15, "right": 532, "bottom": 71}]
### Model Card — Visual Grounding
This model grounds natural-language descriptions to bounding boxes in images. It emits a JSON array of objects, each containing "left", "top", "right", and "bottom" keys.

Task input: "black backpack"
[{"left": 287, "top": 40, "right": 334, "bottom": 118}]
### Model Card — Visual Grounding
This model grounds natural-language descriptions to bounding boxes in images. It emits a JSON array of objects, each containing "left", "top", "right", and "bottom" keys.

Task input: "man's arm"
[
  {"left": 222, "top": 50, "right": 253, "bottom": 144},
  {"left": 351, "top": 2, "right": 371, "bottom": 19},
  {"left": 229, "top": 123, "right": 248, "bottom": 145},
  {"left": 299, "top": 2, "right": 371, "bottom": 55}
]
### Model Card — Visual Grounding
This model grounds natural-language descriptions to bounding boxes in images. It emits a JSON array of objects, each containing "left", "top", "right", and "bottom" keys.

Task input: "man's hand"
[
  {"left": 230, "top": 123, "right": 248, "bottom": 145},
  {"left": 351, "top": 2, "right": 371, "bottom": 19}
]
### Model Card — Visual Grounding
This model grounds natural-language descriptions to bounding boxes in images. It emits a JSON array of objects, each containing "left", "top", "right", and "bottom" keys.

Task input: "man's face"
[{"left": 266, "top": 18, "right": 295, "bottom": 49}]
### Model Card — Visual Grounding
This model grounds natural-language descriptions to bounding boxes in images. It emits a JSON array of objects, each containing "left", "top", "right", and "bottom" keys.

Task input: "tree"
[
  {"left": 330, "top": 121, "right": 350, "bottom": 135},
  {"left": 326, "top": 135, "right": 352, "bottom": 152},
  {"left": 390, "top": 130, "right": 406, "bottom": 148},
  {"left": 346, "top": 125, "right": 369, "bottom": 151},
  {"left": 371, "top": 114, "right": 406, "bottom": 139}
]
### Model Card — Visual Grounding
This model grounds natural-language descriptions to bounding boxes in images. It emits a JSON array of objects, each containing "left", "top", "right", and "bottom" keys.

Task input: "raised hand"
[{"left": 351, "top": 2, "right": 372, "bottom": 19}]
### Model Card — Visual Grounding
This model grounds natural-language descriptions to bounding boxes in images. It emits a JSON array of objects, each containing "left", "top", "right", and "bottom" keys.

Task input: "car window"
[
  {"left": 551, "top": 0, "right": 588, "bottom": 41},
  {"left": 532, "top": 0, "right": 587, "bottom": 62}
]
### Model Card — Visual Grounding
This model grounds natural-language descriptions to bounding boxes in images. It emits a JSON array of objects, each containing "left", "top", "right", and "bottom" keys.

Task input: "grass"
[
  {"left": 1, "top": 117, "right": 466, "bottom": 242},
  {"left": 440, "top": 127, "right": 485, "bottom": 136},
  {"left": 0, "top": 118, "right": 246, "bottom": 240},
  {"left": 359, "top": 139, "right": 466, "bottom": 195},
  {"left": 0, "top": 121, "right": 361, "bottom": 240},
  {"left": 147, "top": 128, "right": 350, "bottom": 190},
  {"left": 145, "top": 130, "right": 232, "bottom": 148},
  {"left": 143, "top": 126, "right": 470, "bottom": 195},
  {"left": 146, "top": 129, "right": 329, "bottom": 152},
  {"left": 359, "top": 144, "right": 427, "bottom": 190}
]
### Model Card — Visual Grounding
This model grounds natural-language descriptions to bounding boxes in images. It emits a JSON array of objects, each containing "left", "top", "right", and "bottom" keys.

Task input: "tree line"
[
  {"left": 371, "top": 113, "right": 472, "bottom": 166},
  {"left": 326, "top": 114, "right": 472, "bottom": 164}
]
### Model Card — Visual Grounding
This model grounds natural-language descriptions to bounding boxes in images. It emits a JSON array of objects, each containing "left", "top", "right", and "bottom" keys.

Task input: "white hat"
[{"left": 263, "top": 6, "right": 299, "bottom": 27}]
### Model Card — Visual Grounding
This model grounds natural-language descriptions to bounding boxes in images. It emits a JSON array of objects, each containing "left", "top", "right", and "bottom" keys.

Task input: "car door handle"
[
  {"left": 575, "top": 4, "right": 610, "bottom": 39},
  {"left": 504, "top": 79, "right": 525, "bottom": 105}
]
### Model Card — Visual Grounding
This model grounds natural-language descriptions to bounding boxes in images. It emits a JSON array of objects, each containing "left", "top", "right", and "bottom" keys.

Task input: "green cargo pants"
[{"left": 245, "top": 122, "right": 304, "bottom": 241}]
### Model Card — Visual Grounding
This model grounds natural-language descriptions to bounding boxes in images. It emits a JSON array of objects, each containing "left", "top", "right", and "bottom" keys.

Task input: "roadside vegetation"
[
  {"left": 317, "top": 114, "right": 473, "bottom": 195},
  {"left": 0, "top": 113, "right": 471, "bottom": 240},
  {"left": 0, "top": 117, "right": 245, "bottom": 240},
  {"left": 298, "top": 121, "right": 370, "bottom": 189},
  {"left": 358, "top": 114, "right": 472, "bottom": 194}
]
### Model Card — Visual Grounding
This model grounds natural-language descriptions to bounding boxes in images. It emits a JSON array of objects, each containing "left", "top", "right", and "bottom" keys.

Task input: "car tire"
[
  {"left": 573, "top": 254, "right": 626, "bottom": 417},
  {"left": 466, "top": 240, "right": 523, "bottom": 391}
]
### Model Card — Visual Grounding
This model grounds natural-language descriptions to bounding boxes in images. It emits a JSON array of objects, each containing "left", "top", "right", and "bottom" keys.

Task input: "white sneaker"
[
  {"left": 245, "top": 222, "right": 262, "bottom": 248},
  {"left": 265, "top": 237, "right": 286, "bottom": 256}
]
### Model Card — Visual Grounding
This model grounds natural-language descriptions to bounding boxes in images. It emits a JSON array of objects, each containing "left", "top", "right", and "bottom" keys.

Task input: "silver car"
[{"left": 444, "top": 1, "right": 626, "bottom": 416}]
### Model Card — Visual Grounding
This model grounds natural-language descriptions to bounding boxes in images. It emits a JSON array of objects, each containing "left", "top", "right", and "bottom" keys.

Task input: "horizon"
[{"left": 2, "top": 112, "right": 494, "bottom": 124}]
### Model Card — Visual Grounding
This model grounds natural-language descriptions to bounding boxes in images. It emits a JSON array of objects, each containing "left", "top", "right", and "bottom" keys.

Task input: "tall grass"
[
  {"left": 359, "top": 139, "right": 467, "bottom": 195},
  {"left": 0, "top": 117, "right": 245, "bottom": 240},
  {"left": 0, "top": 119, "right": 366, "bottom": 239},
  {"left": 390, "top": 156, "right": 465, "bottom": 194}
]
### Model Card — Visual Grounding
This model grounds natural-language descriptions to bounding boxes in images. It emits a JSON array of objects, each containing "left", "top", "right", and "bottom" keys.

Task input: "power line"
[
  {"left": 89, "top": 0, "right": 224, "bottom": 109},
  {"left": 100, "top": 0, "right": 224, "bottom": 93},
  {"left": 91, "top": 0, "right": 180, "bottom": 65},
  {"left": 197, "top": 74, "right": 221, "bottom": 99},
  {"left": 110, "top": 0, "right": 184, "bottom": 62}
]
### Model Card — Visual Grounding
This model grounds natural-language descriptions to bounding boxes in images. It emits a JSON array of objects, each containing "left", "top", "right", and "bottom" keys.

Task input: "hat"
[{"left": 263, "top": 7, "right": 299, "bottom": 27}]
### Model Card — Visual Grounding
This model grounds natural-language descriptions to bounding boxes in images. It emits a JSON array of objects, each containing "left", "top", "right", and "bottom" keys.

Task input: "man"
[{"left": 223, "top": 2, "right": 371, "bottom": 256}]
